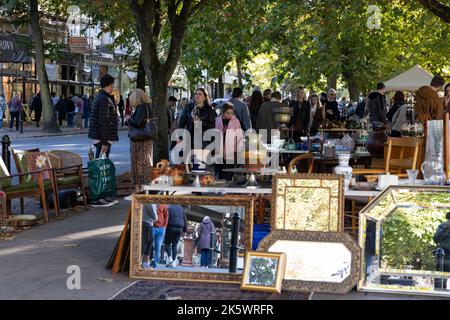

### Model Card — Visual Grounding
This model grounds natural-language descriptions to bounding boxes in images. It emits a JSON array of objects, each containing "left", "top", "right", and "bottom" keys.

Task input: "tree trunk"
[
  {"left": 327, "top": 75, "right": 337, "bottom": 90},
  {"left": 417, "top": 0, "right": 450, "bottom": 23},
  {"left": 236, "top": 58, "right": 243, "bottom": 89},
  {"left": 347, "top": 81, "right": 360, "bottom": 102},
  {"left": 136, "top": 54, "right": 146, "bottom": 91},
  {"left": 146, "top": 67, "right": 169, "bottom": 163},
  {"left": 30, "top": 0, "right": 59, "bottom": 133}
]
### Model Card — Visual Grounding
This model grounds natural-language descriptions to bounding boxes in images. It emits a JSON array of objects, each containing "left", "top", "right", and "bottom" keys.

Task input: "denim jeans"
[
  {"left": 201, "top": 249, "right": 211, "bottom": 267},
  {"left": 152, "top": 227, "right": 166, "bottom": 266},
  {"left": 67, "top": 112, "right": 75, "bottom": 127}
]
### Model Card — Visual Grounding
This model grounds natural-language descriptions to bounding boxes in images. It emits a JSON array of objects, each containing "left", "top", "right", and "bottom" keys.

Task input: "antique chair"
[
  {"left": 287, "top": 153, "right": 315, "bottom": 174},
  {"left": 49, "top": 150, "right": 87, "bottom": 208},
  {"left": 347, "top": 137, "right": 422, "bottom": 237},
  {"left": 0, "top": 156, "right": 59, "bottom": 222},
  {"left": 352, "top": 137, "right": 421, "bottom": 178},
  {"left": 13, "top": 149, "right": 87, "bottom": 208},
  {"left": 12, "top": 148, "right": 60, "bottom": 212}
]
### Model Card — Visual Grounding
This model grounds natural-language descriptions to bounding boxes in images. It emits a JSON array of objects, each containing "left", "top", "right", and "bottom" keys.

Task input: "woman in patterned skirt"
[{"left": 127, "top": 89, "right": 154, "bottom": 193}]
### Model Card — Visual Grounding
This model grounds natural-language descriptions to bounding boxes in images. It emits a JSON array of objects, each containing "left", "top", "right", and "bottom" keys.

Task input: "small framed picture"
[{"left": 241, "top": 251, "right": 286, "bottom": 293}]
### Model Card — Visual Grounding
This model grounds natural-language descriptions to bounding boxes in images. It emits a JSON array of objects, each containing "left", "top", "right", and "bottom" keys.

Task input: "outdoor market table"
[{"left": 140, "top": 183, "right": 380, "bottom": 198}]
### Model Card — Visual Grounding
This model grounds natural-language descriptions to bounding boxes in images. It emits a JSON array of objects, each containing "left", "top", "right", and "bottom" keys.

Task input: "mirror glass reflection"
[
  {"left": 139, "top": 203, "right": 246, "bottom": 274},
  {"left": 361, "top": 187, "right": 450, "bottom": 295}
]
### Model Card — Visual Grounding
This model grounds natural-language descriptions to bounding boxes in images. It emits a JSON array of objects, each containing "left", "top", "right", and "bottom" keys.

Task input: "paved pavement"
[{"left": 0, "top": 200, "right": 132, "bottom": 300}]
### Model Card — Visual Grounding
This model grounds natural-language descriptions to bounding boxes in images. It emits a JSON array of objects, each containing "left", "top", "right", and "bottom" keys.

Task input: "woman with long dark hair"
[
  {"left": 179, "top": 88, "right": 216, "bottom": 148},
  {"left": 386, "top": 91, "right": 405, "bottom": 123},
  {"left": 249, "top": 90, "right": 263, "bottom": 130},
  {"left": 445, "top": 83, "right": 450, "bottom": 113}
]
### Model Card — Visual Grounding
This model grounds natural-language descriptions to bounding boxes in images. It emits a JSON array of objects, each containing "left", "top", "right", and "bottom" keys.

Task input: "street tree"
[
  {"left": 181, "top": 0, "right": 271, "bottom": 92},
  {"left": 267, "top": 0, "right": 450, "bottom": 100},
  {"left": 0, "top": 0, "right": 60, "bottom": 132}
]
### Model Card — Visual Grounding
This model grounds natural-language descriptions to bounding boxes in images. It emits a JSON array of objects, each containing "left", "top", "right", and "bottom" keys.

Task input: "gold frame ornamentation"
[
  {"left": 129, "top": 194, "right": 254, "bottom": 284},
  {"left": 271, "top": 174, "right": 344, "bottom": 232},
  {"left": 241, "top": 251, "right": 286, "bottom": 293},
  {"left": 258, "top": 230, "right": 361, "bottom": 294}
]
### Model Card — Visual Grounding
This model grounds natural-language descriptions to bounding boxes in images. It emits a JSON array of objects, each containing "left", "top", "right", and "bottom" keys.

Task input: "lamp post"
[
  {"left": 1, "top": 135, "right": 11, "bottom": 173},
  {"left": 229, "top": 212, "right": 241, "bottom": 273}
]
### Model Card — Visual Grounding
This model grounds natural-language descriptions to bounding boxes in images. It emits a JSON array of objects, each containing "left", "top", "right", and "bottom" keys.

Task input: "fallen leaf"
[
  {"left": 97, "top": 277, "right": 114, "bottom": 283},
  {"left": 0, "top": 236, "right": 15, "bottom": 240},
  {"left": 64, "top": 244, "right": 79, "bottom": 248}
]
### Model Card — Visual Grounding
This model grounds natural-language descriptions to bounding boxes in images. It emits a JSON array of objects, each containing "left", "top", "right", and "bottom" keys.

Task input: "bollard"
[
  {"left": 208, "top": 229, "right": 215, "bottom": 268},
  {"left": 229, "top": 212, "right": 241, "bottom": 273},
  {"left": 1, "top": 135, "right": 11, "bottom": 173}
]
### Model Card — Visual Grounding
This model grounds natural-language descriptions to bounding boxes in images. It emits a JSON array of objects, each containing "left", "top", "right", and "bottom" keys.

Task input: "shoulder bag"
[{"left": 129, "top": 104, "right": 158, "bottom": 141}]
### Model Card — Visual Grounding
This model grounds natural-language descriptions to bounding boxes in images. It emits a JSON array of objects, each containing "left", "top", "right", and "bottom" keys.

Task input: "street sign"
[
  {"left": 0, "top": 69, "right": 32, "bottom": 78},
  {"left": 69, "top": 37, "right": 89, "bottom": 54},
  {"left": 0, "top": 32, "right": 32, "bottom": 63}
]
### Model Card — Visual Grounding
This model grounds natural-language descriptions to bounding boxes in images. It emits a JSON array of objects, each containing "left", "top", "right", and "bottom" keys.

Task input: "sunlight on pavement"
[{"left": 0, "top": 225, "right": 124, "bottom": 256}]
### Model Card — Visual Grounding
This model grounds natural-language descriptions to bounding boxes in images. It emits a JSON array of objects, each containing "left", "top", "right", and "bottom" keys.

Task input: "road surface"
[{"left": 9, "top": 131, "right": 131, "bottom": 175}]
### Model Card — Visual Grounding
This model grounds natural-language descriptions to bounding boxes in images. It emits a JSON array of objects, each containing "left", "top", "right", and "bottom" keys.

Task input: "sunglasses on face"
[{"left": 224, "top": 111, "right": 234, "bottom": 115}]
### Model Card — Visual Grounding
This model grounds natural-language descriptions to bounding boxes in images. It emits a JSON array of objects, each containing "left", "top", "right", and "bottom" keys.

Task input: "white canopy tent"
[{"left": 383, "top": 65, "right": 433, "bottom": 92}]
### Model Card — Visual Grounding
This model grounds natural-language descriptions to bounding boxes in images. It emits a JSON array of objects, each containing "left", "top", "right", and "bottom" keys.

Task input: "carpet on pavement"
[{"left": 112, "top": 280, "right": 310, "bottom": 300}]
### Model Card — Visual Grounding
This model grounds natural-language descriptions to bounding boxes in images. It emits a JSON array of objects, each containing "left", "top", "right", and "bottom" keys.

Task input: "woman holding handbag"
[{"left": 127, "top": 89, "right": 157, "bottom": 193}]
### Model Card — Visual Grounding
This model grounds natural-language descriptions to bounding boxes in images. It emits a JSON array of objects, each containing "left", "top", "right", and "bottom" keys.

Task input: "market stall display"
[
  {"left": 271, "top": 174, "right": 344, "bottom": 232},
  {"left": 241, "top": 251, "right": 286, "bottom": 294},
  {"left": 129, "top": 194, "right": 254, "bottom": 284},
  {"left": 257, "top": 230, "right": 361, "bottom": 294},
  {"left": 359, "top": 186, "right": 450, "bottom": 297}
]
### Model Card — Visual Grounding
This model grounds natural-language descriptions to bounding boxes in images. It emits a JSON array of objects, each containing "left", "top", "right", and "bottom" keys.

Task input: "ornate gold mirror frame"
[
  {"left": 258, "top": 230, "right": 361, "bottom": 294},
  {"left": 129, "top": 195, "right": 254, "bottom": 284},
  {"left": 272, "top": 174, "right": 344, "bottom": 232}
]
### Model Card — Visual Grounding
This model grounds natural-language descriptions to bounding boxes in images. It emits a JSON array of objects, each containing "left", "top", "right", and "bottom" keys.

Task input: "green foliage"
[
  {"left": 382, "top": 207, "right": 445, "bottom": 270},
  {"left": 248, "top": 257, "right": 278, "bottom": 286},
  {"left": 265, "top": 0, "right": 450, "bottom": 96},
  {"left": 181, "top": 0, "right": 271, "bottom": 86}
]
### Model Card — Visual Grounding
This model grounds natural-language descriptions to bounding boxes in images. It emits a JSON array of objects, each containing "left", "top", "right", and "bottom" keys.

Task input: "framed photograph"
[
  {"left": 272, "top": 174, "right": 344, "bottom": 232},
  {"left": 129, "top": 194, "right": 254, "bottom": 284},
  {"left": 241, "top": 251, "right": 286, "bottom": 293},
  {"left": 258, "top": 230, "right": 361, "bottom": 294}
]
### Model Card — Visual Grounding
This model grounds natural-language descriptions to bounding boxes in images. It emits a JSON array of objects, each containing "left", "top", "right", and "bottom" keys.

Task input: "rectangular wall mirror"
[
  {"left": 129, "top": 195, "right": 254, "bottom": 284},
  {"left": 359, "top": 186, "right": 450, "bottom": 297}
]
